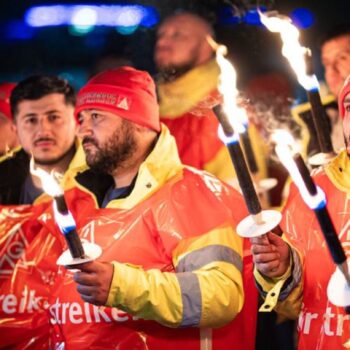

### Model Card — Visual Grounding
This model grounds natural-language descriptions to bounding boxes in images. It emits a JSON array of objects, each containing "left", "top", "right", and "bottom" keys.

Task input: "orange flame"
[
  {"left": 207, "top": 36, "right": 248, "bottom": 134},
  {"left": 29, "top": 157, "right": 63, "bottom": 197},
  {"left": 259, "top": 11, "right": 318, "bottom": 91}
]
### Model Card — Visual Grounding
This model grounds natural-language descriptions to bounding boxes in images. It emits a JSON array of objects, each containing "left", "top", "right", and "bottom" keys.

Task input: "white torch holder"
[
  {"left": 327, "top": 261, "right": 350, "bottom": 307},
  {"left": 53, "top": 201, "right": 102, "bottom": 267},
  {"left": 256, "top": 178, "right": 278, "bottom": 194},
  {"left": 57, "top": 242, "right": 102, "bottom": 267},
  {"left": 236, "top": 210, "right": 282, "bottom": 238},
  {"left": 308, "top": 152, "right": 337, "bottom": 167}
]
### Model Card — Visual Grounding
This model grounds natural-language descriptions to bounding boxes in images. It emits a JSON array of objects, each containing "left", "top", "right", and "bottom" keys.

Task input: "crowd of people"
[{"left": 1, "top": 10, "right": 350, "bottom": 350}]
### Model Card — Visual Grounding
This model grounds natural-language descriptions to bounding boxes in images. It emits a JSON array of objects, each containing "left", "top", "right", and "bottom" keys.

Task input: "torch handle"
[
  {"left": 293, "top": 154, "right": 317, "bottom": 195},
  {"left": 54, "top": 195, "right": 86, "bottom": 259},
  {"left": 64, "top": 228, "right": 86, "bottom": 259},
  {"left": 55, "top": 194, "right": 69, "bottom": 213},
  {"left": 213, "top": 105, "right": 234, "bottom": 135},
  {"left": 306, "top": 90, "right": 334, "bottom": 154},
  {"left": 227, "top": 142, "right": 262, "bottom": 215},
  {"left": 240, "top": 132, "right": 259, "bottom": 174},
  {"left": 314, "top": 206, "right": 347, "bottom": 265}
]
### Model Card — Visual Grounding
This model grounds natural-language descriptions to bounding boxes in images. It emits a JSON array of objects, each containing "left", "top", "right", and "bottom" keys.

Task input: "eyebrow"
[{"left": 22, "top": 109, "right": 62, "bottom": 118}]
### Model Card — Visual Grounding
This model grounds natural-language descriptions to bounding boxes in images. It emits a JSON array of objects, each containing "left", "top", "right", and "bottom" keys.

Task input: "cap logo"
[
  {"left": 117, "top": 96, "right": 130, "bottom": 110},
  {"left": 77, "top": 92, "right": 132, "bottom": 112}
]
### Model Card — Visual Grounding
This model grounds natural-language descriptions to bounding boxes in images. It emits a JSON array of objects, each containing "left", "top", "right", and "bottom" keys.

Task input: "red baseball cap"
[{"left": 75, "top": 66, "right": 160, "bottom": 132}]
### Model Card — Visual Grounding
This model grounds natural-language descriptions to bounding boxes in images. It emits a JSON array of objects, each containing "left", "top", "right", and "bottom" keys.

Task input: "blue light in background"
[
  {"left": 5, "top": 20, "right": 35, "bottom": 40},
  {"left": 26, "top": 5, "right": 68, "bottom": 27},
  {"left": 139, "top": 6, "right": 159, "bottom": 27},
  {"left": 244, "top": 9, "right": 263, "bottom": 26},
  {"left": 71, "top": 6, "right": 97, "bottom": 26},
  {"left": 116, "top": 25, "right": 139, "bottom": 35},
  {"left": 290, "top": 8, "right": 314, "bottom": 29},
  {"left": 218, "top": 6, "right": 266, "bottom": 26},
  {"left": 25, "top": 4, "right": 159, "bottom": 30}
]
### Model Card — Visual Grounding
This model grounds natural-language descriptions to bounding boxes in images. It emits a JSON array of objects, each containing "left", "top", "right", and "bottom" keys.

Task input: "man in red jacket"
[
  {"left": 0, "top": 67, "right": 255, "bottom": 350},
  {"left": 250, "top": 76, "right": 350, "bottom": 349},
  {"left": 155, "top": 11, "right": 267, "bottom": 186}
]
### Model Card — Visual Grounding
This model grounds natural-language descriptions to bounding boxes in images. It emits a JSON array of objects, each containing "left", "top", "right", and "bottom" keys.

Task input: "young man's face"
[
  {"left": 78, "top": 109, "right": 137, "bottom": 175},
  {"left": 15, "top": 93, "right": 77, "bottom": 165},
  {"left": 322, "top": 35, "right": 350, "bottom": 97},
  {"left": 342, "top": 91, "right": 350, "bottom": 154},
  {"left": 0, "top": 112, "right": 18, "bottom": 156}
]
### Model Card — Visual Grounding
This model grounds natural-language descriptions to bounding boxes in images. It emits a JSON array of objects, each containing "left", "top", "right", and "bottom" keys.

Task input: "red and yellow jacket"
[
  {"left": 255, "top": 150, "right": 350, "bottom": 349},
  {"left": 48, "top": 125, "right": 257, "bottom": 349},
  {"left": 158, "top": 59, "right": 267, "bottom": 186},
  {"left": 0, "top": 125, "right": 258, "bottom": 350}
]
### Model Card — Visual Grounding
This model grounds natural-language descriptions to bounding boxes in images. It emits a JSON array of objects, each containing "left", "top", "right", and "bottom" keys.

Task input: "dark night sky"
[{"left": 0, "top": 0, "right": 349, "bottom": 93}]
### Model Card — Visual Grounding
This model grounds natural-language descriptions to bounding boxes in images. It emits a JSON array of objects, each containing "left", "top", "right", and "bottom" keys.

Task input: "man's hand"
[
  {"left": 250, "top": 232, "right": 290, "bottom": 279},
  {"left": 72, "top": 261, "right": 114, "bottom": 305}
]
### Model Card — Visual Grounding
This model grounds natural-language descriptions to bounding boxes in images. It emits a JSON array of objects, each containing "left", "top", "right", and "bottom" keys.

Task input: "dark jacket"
[{"left": 0, "top": 148, "right": 29, "bottom": 204}]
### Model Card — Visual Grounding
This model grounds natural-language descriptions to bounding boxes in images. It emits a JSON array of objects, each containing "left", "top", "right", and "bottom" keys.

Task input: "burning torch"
[
  {"left": 273, "top": 130, "right": 350, "bottom": 308},
  {"left": 30, "top": 159, "right": 101, "bottom": 266},
  {"left": 260, "top": 11, "right": 336, "bottom": 166},
  {"left": 209, "top": 37, "right": 278, "bottom": 196},
  {"left": 209, "top": 41, "right": 281, "bottom": 238}
]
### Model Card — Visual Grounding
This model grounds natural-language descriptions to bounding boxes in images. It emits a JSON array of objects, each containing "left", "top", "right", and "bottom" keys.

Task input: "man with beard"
[
  {"left": 0, "top": 83, "right": 20, "bottom": 157},
  {"left": 46, "top": 66, "right": 253, "bottom": 349},
  {"left": 250, "top": 76, "right": 350, "bottom": 349},
  {"left": 155, "top": 11, "right": 267, "bottom": 186},
  {"left": 0, "top": 75, "right": 86, "bottom": 204}
]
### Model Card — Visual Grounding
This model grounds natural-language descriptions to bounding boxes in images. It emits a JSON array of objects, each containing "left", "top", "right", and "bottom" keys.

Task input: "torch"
[
  {"left": 30, "top": 159, "right": 101, "bottom": 266},
  {"left": 209, "top": 37, "right": 278, "bottom": 196},
  {"left": 210, "top": 42, "right": 281, "bottom": 238},
  {"left": 260, "top": 11, "right": 336, "bottom": 166},
  {"left": 273, "top": 130, "right": 350, "bottom": 308}
]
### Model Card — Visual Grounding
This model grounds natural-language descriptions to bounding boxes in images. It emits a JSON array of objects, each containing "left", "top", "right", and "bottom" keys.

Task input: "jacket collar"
[
  {"left": 325, "top": 149, "right": 350, "bottom": 194},
  {"left": 158, "top": 59, "right": 220, "bottom": 118},
  {"left": 75, "top": 124, "right": 184, "bottom": 209}
]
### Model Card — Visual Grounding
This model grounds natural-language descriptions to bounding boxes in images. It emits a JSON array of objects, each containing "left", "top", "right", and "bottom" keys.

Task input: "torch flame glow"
[
  {"left": 273, "top": 130, "right": 325, "bottom": 209},
  {"left": 30, "top": 157, "right": 63, "bottom": 197},
  {"left": 208, "top": 36, "right": 248, "bottom": 135},
  {"left": 259, "top": 11, "right": 319, "bottom": 91}
]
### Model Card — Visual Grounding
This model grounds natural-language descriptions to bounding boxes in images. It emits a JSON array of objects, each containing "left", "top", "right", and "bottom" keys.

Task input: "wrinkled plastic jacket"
[
  {"left": 268, "top": 150, "right": 350, "bottom": 349},
  {"left": 0, "top": 126, "right": 258, "bottom": 350},
  {"left": 0, "top": 202, "right": 60, "bottom": 349}
]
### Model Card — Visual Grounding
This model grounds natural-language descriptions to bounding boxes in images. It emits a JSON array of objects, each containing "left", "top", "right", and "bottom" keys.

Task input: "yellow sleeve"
[
  {"left": 106, "top": 225, "right": 244, "bottom": 328},
  {"left": 254, "top": 242, "right": 304, "bottom": 320}
]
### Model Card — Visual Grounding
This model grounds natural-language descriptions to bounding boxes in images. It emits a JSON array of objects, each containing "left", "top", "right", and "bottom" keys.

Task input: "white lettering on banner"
[
  {"left": 0, "top": 224, "right": 29, "bottom": 276},
  {"left": 298, "top": 307, "right": 350, "bottom": 337},
  {"left": 0, "top": 290, "right": 43, "bottom": 314},
  {"left": 1, "top": 290, "right": 140, "bottom": 325},
  {"left": 49, "top": 298, "right": 138, "bottom": 325}
]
